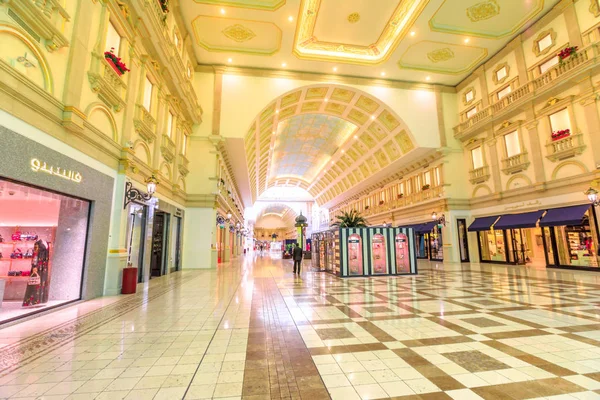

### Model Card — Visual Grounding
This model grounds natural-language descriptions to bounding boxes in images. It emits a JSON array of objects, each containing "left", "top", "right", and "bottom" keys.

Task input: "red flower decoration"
[{"left": 104, "top": 48, "right": 130, "bottom": 74}]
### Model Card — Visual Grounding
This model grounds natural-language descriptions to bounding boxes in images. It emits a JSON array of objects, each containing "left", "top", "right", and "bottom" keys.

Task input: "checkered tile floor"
[{"left": 3, "top": 256, "right": 600, "bottom": 399}]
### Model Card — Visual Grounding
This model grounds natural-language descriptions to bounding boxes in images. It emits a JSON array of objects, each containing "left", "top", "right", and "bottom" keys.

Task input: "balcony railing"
[
  {"left": 133, "top": 104, "right": 157, "bottom": 143},
  {"left": 9, "top": 0, "right": 70, "bottom": 52},
  {"left": 545, "top": 133, "right": 586, "bottom": 162},
  {"left": 178, "top": 154, "right": 189, "bottom": 176},
  {"left": 160, "top": 134, "right": 176, "bottom": 162},
  {"left": 501, "top": 153, "right": 530, "bottom": 174},
  {"left": 352, "top": 186, "right": 444, "bottom": 217},
  {"left": 454, "top": 44, "right": 598, "bottom": 138},
  {"left": 87, "top": 54, "right": 127, "bottom": 112},
  {"left": 469, "top": 166, "right": 490, "bottom": 185}
]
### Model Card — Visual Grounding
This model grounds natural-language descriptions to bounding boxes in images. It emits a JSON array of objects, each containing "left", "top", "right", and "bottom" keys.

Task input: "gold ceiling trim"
[
  {"left": 293, "top": 0, "right": 430, "bottom": 65},
  {"left": 192, "top": 0, "right": 286, "bottom": 11}
]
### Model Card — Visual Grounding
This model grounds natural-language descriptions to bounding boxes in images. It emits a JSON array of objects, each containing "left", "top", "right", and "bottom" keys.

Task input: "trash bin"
[{"left": 121, "top": 267, "right": 137, "bottom": 294}]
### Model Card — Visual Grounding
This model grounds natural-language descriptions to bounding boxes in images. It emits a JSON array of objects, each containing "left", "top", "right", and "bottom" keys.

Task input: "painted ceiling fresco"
[{"left": 270, "top": 114, "right": 357, "bottom": 183}]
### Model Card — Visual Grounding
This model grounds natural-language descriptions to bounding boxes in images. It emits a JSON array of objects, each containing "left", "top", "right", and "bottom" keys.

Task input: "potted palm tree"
[{"left": 332, "top": 210, "right": 368, "bottom": 228}]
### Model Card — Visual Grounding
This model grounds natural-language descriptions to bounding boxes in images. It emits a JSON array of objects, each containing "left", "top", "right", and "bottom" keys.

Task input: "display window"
[
  {"left": 0, "top": 179, "right": 90, "bottom": 323},
  {"left": 371, "top": 234, "right": 387, "bottom": 274},
  {"left": 395, "top": 233, "right": 409, "bottom": 273},
  {"left": 429, "top": 226, "right": 443, "bottom": 261},
  {"left": 548, "top": 211, "right": 600, "bottom": 268},
  {"left": 478, "top": 229, "right": 507, "bottom": 262},
  {"left": 416, "top": 233, "right": 429, "bottom": 258},
  {"left": 347, "top": 233, "right": 363, "bottom": 275}
]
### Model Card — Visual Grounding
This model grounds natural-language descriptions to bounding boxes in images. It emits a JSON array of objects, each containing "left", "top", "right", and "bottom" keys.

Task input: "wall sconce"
[
  {"left": 432, "top": 211, "right": 446, "bottom": 226},
  {"left": 123, "top": 175, "right": 159, "bottom": 209},
  {"left": 585, "top": 187, "right": 600, "bottom": 206}
]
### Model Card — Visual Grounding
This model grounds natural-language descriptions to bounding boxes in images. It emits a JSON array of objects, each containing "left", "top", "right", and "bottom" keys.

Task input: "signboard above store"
[{"left": 30, "top": 158, "right": 82, "bottom": 183}]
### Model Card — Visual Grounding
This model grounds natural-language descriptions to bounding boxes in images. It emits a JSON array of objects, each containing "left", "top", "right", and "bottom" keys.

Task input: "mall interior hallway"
[{"left": 5, "top": 257, "right": 600, "bottom": 399}]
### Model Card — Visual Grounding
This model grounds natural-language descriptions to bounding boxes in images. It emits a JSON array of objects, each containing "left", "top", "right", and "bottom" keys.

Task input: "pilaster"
[
  {"left": 486, "top": 138, "right": 503, "bottom": 193},
  {"left": 524, "top": 120, "right": 547, "bottom": 184}
]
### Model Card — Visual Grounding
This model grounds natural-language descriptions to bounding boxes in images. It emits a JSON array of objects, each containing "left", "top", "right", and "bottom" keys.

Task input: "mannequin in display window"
[{"left": 23, "top": 239, "right": 50, "bottom": 307}]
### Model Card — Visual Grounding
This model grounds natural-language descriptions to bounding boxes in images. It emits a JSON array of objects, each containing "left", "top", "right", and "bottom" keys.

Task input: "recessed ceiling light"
[
  {"left": 288, "top": 16, "right": 293, "bottom": 22},
  {"left": 354, "top": 135, "right": 358, "bottom": 139},
  {"left": 380, "top": 72, "right": 386, "bottom": 77},
  {"left": 464, "top": 38, "right": 470, "bottom": 43},
  {"left": 410, "top": 31, "right": 416, "bottom": 37},
  {"left": 426, "top": 76, "right": 431, "bottom": 81},
  {"left": 281, "top": 62, "right": 287, "bottom": 67},
  {"left": 333, "top": 67, "right": 338, "bottom": 72},
  {"left": 220, "top": 8, "right": 225, "bottom": 14},
  {"left": 272, "top": 131, "right": 276, "bottom": 135},
  {"left": 275, "top": 109, "right": 279, "bottom": 114},
  {"left": 227, "top": 58, "right": 232, "bottom": 63},
  {"left": 371, "top": 115, "right": 375, "bottom": 120},
  {"left": 341, "top": 150, "right": 345, "bottom": 153},
  {"left": 324, "top": 98, "right": 328, "bottom": 102}
]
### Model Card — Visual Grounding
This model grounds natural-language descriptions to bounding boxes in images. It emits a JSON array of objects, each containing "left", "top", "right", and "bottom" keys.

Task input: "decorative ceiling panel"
[
  {"left": 294, "top": 0, "right": 429, "bottom": 64},
  {"left": 192, "top": 16, "right": 282, "bottom": 55},
  {"left": 270, "top": 113, "right": 357, "bottom": 182},
  {"left": 180, "top": 0, "right": 560, "bottom": 85},
  {"left": 398, "top": 40, "right": 488, "bottom": 74},
  {"left": 429, "top": 0, "right": 544, "bottom": 38}
]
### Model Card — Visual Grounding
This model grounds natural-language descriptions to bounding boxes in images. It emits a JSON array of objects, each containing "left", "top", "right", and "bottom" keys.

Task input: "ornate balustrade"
[
  {"left": 545, "top": 133, "right": 586, "bottom": 161},
  {"left": 453, "top": 44, "right": 598, "bottom": 139},
  {"left": 469, "top": 166, "right": 490, "bottom": 185},
  {"left": 8, "top": 0, "right": 70, "bottom": 52},
  {"left": 501, "top": 152, "right": 530, "bottom": 174},
  {"left": 160, "top": 134, "right": 176, "bottom": 162},
  {"left": 133, "top": 104, "right": 157, "bottom": 143}
]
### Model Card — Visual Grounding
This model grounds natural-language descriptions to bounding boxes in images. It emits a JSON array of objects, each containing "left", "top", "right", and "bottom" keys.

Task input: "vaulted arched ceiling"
[{"left": 244, "top": 84, "right": 418, "bottom": 206}]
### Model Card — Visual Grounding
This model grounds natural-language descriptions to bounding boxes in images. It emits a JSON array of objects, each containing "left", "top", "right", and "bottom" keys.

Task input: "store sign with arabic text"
[{"left": 30, "top": 158, "right": 82, "bottom": 183}]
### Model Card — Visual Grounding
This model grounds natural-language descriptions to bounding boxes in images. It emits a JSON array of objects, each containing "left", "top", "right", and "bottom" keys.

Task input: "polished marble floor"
[{"left": 5, "top": 255, "right": 600, "bottom": 399}]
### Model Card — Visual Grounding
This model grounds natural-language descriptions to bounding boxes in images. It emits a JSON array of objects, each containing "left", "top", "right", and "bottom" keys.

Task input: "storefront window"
[
  {"left": 0, "top": 179, "right": 90, "bottom": 323},
  {"left": 347, "top": 234, "right": 362, "bottom": 275},
  {"left": 416, "top": 233, "right": 429, "bottom": 258},
  {"left": 479, "top": 230, "right": 506, "bottom": 262},
  {"left": 543, "top": 227, "right": 556, "bottom": 266},
  {"left": 555, "top": 218, "right": 599, "bottom": 267},
  {"left": 372, "top": 234, "right": 387, "bottom": 274},
  {"left": 429, "top": 226, "right": 443, "bottom": 261},
  {"left": 395, "top": 233, "right": 409, "bottom": 273}
]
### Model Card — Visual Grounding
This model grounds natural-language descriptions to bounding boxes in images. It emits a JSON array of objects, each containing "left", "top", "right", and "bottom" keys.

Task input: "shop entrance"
[
  {"left": 171, "top": 216, "right": 182, "bottom": 272},
  {"left": 150, "top": 211, "right": 166, "bottom": 277},
  {"left": 457, "top": 219, "right": 470, "bottom": 262}
]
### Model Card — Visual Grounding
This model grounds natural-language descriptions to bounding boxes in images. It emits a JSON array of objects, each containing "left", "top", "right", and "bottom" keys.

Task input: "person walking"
[{"left": 292, "top": 243, "right": 303, "bottom": 274}]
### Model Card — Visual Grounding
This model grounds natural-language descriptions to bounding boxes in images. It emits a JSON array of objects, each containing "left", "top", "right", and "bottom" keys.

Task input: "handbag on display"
[
  {"left": 28, "top": 274, "right": 40, "bottom": 286},
  {"left": 10, "top": 249, "right": 23, "bottom": 259},
  {"left": 7, "top": 271, "right": 16, "bottom": 276},
  {"left": 21, "top": 270, "right": 30, "bottom": 277},
  {"left": 0, "top": 234, "right": 3, "bottom": 242},
  {"left": 12, "top": 232, "right": 21, "bottom": 241},
  {"left": 24, "top": 249, "right": 33, "bottom": 258}
]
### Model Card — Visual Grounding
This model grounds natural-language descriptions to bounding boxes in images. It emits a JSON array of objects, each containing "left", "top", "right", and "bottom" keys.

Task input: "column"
[
  {"left": 182, "top": 135, "right": 221, "bottom": 269},
  {"left": 224, "top": 230, "right": 231, "bottom": 262}
]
